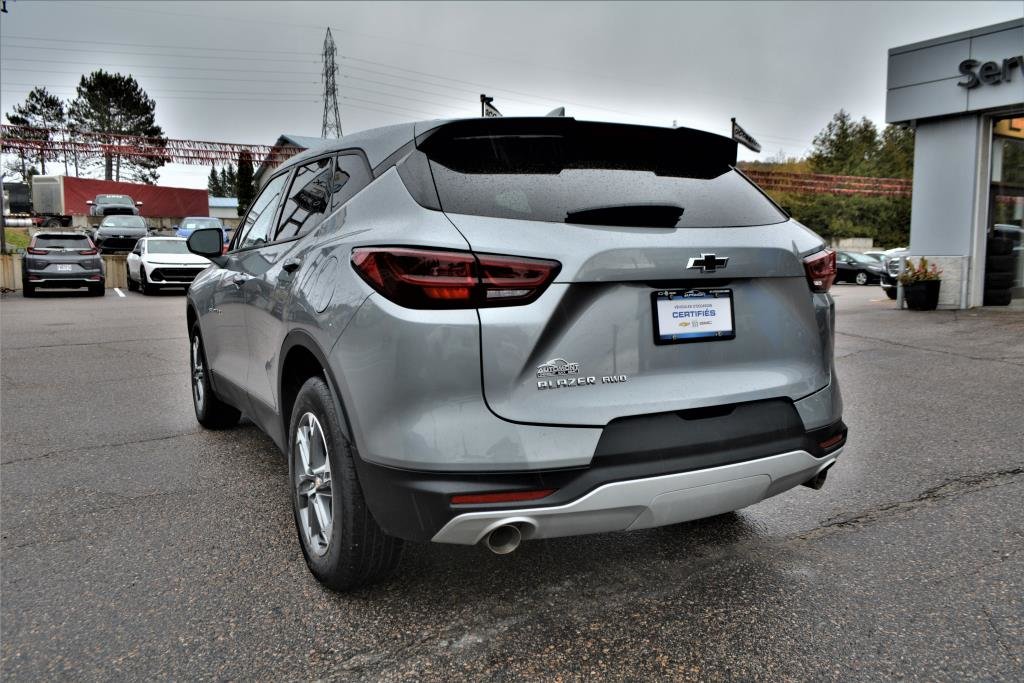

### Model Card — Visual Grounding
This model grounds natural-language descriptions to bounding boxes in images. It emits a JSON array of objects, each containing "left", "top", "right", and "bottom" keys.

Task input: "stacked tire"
[{"left": 984, "top": 236, "right": 1016, "bottom": 306}]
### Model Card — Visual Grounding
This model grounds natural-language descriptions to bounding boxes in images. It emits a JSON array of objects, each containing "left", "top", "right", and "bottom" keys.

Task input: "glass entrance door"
[{"left": 987, "top": 116, "right": 1024, "bottom": 304}]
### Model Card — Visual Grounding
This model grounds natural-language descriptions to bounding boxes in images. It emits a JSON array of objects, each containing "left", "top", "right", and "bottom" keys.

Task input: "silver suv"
[{"left": 184, "top": 118, "right": 846, "bottom": 590}]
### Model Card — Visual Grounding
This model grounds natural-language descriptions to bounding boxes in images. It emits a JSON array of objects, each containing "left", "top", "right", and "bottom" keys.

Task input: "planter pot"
[{"left": 902, "top": 279, "right": 941, "bottom": 310}]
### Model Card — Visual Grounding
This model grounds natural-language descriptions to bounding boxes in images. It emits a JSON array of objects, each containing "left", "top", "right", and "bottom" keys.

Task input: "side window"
[
  {"left": 276, "top": 157, "right": 332, "bottom": 241},
  {"left": 331, "top": 153, "right": 372, "bottom": 210},
  {"left": 235, "top": 172, "right": 289, "bottom": 251}
]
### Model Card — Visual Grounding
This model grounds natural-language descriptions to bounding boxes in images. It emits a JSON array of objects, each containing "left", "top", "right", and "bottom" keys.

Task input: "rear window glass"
[
  {"left": 35, "top": 235, "right": 89, "bottom": 248},
  {"left": 418, "top": 121, "right": 785, "bottom": 228},
  {"left": 101, "top": 216, "right": 146, "bottom": 228}
]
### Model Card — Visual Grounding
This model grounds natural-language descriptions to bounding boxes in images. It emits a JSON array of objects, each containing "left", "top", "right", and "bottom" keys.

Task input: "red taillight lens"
[
  {"left": 27, "top": 247, "right": 47, "bottom": 255},
  {"left": 450, "top": 489, "right": 556, "bottom": 505},
  {"left": 803, "top": 249, "right": 837, "bottom": 293},
  {"left": 78, "top": 249, "right": 98, "bottom": 256},
  {"left": 352, "top": 247, "right": 560, "bottom": 309}
]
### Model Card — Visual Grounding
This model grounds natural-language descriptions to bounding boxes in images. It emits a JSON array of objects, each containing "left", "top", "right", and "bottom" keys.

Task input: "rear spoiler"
[{"left": 414, "top": 117, "right": 737, "bottom": 167}]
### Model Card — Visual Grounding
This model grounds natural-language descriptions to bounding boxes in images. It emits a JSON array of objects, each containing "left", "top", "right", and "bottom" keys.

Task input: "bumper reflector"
[
  {"left": 819, "top": 433, "right": 845, "bottom": 450},
  {"left": 451, "top": 489, "right": 556, "bottom": 505}
]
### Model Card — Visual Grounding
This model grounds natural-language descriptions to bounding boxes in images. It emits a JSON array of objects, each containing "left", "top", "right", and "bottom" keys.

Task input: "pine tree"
[
  {"left": 808, "top": 110, "right": 878, "bottom": 177},
  {"left": 207, "top": 166, "right": 223, "bottom": 195},
  {"left": 68, "top": 70, "right": 165, "bottom": 183},
  {"left": 224, "top": 163, "right": 238, "bottom": 196},
  {"left": 219, "top": 168, "right": 230, "bottom": 195},
  {"left": 875, "top": 125, "right": 915, "bottom": 179},
  {"left": 6, "top": 87, "right": 67, "bottom": 175},
  {"left": 236, "top": 152, "right": 255, "bottom": 216}
]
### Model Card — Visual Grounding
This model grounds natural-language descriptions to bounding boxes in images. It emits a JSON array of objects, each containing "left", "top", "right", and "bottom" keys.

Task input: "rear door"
[
  {"left": 204, "top": 171, "right": 289, "bottom": 396},
  {"left": 417, "top": 120, "right": 832, "bottom": 426}
]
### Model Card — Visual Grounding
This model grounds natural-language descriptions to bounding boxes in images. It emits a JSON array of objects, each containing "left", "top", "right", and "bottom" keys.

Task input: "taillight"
[
  {"left": 78, "top": 249, "right": 98, "bottom": 256},
  {"left": 352, "top": 247, "right": 560, "bottom": 309},
  {"left": 803, "top": 249, "right": 837, "bottom": 293},
  {"left": 27, "top": 248, "right": 47, "bottom": 255}
]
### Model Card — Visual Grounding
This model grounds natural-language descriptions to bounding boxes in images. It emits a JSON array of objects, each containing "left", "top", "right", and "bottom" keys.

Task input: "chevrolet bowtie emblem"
[{"left": 686, "top": 254, "right": 729, "bottom": 273}]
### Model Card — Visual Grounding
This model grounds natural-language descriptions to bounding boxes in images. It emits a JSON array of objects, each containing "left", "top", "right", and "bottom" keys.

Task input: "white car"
[{"left": 125, "top": 237, "right": 213, "bottom": 294}]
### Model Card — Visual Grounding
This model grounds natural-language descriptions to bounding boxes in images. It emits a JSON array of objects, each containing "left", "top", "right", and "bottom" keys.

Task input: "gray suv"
[
  {"left": 184, "top": 118, "right": 846, "bottom": 590},
  {"left": 22, "top": 231, "right": 105, "bottom": 296}
]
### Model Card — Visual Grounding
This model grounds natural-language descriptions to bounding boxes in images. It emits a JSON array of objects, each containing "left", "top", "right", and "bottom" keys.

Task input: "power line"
[
  {"left": 0, "top": 55, "right": 321, "bottom": 77},
  {"left": 1, "top": 34, "right": 320, "bottom": 56},
  {"left": 2, "top": 67, "right": 322, "bottom": 85},
  {"left": 0, "top": 40, "right": 319, "bottom": 63}
]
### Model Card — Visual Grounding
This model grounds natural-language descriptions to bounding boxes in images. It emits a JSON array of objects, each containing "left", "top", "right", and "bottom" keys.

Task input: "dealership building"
[{"left": 886, "top": 18, "right": 1023, "bottom": 308}]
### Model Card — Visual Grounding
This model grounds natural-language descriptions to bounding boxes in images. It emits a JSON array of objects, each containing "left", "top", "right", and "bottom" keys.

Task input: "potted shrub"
[{"left": 898, "top": 257, "right": 942, "bottom": 310}]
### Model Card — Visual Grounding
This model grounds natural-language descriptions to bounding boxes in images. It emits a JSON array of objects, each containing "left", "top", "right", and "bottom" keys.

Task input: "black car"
[
  {"left": 836, "top": 251, "right": 884, "bottom": 285},
  {"left": 92, "top": 215, "right": 149, "bottom": 253},
  {"left": 87, "top": 194, "right": 141, "bottom": 217},
  {"left": 22, "top": 232, "right": 105, "bottom": 297}
]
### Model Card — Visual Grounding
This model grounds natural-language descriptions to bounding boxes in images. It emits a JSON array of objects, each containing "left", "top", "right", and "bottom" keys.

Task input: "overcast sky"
[{"left": 2, "top": 0, "right": 1021, "bottom": 189}]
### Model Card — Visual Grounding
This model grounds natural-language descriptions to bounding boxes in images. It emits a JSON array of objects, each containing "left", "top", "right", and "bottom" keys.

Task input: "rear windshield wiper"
[{"left": 564, "top": 204, "right": 684, "bottom": 228}]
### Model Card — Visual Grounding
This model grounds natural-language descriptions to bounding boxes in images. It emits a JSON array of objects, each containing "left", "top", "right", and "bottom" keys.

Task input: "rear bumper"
[
  {"left": 24, "top": 269, "right": 103, "bottom": 288},
  {"left": 432, "top": 448, "right": 840, "bottom": 545},
  {"left": 355, "top": 412, "right": 847, "bottom": 543}
]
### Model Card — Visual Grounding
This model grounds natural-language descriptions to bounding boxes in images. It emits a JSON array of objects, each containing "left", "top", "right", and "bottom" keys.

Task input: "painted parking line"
[{"left": 113, "top": 288, "right": 126, "bottom": 298}]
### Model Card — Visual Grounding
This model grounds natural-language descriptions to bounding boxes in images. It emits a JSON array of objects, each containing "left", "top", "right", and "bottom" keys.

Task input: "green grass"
[{"left": 3, "top": 228, "right": 30, "bottom": 252}]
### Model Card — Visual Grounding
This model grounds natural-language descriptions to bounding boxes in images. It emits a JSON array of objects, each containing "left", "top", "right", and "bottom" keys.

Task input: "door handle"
[
  {"left": 281, "top": 258, "right": 302, "bottom": 275},
  {"left": 230, "top": 273, "right": 252, "bottom": 287}
]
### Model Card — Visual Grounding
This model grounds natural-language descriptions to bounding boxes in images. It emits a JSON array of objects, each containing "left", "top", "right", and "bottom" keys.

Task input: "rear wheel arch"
[
  {"left": 279, "top": 332, "right": 353, "bottom": 446},
  {"left": 186, "top": 302, "right": 199, "bottom": 338}
]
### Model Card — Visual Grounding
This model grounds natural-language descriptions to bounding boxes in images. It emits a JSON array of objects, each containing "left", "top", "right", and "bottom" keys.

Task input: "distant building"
[
  {"left": 886, "top": 19, "right": 1023, "bottom": 307},
  {"left": 208, "top": 196, "right": 238, "bottom": 219},
  {"left": 253, "top": 134, "right": 330, "bottom": 188}
]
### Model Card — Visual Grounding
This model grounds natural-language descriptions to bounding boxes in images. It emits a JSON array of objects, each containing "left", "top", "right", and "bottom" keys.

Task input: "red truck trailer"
[{"left": 24, "top": 175, "right": 209, "bottom": 227}]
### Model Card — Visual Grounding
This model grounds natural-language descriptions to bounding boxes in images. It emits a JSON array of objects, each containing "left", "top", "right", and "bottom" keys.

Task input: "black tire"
[
  {"left": 22, "top": 283, "right": 36, "bottom": 297},
  {"left": 89, "top": 283, "right": 105, "bottom": 296},
  {"left": 289, "top": 376, "right": 402, "bottom": 591},
  {"left": 126, "top": 265, "right": 138, "bottom": 292},
  {"left": 41, "top": 218, "right": 60, "bottom": 228},
  {"left": 983, "top": 289, "right": 1013, "bottom": 306},
  {"left": 855, "top": 271, "right": 869, "bottom": 286},
  {"left": 986, "top": 254, "right": 1015, "bottom": 273},
  {"left": 883, "top": 287, "right": 897, "bottom": 300},
  {"left": 189, "top": 323, "right": 241, "bottom": 429},
  {"left": 986, "top": 237, "right": 1013, "bottom": 256},
  {"left": 139, "top": 267, "right": 153, "bottom": 295},
  {"left": 984, "top": 271, "right": 1015, "bottom": 289}
]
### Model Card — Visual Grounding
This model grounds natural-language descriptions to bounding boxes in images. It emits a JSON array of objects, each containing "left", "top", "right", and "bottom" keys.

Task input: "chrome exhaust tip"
[
  {"left": 802, "top": 464, "right": 833, "bottom": 490},
  {"left": 485, "top": 524, "right": 522, "bottom": 554}
]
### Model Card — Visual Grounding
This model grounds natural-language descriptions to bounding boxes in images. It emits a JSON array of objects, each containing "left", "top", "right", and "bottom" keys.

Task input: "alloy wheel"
[
  {"left": 191, "top": 335, "right": 205, "bottom": 410},
  {"left": 294, "top": 412, "right": 333, "bottom": 556},
  {"left": 856, "top": 272, "right": 868, "bottom": 285}
]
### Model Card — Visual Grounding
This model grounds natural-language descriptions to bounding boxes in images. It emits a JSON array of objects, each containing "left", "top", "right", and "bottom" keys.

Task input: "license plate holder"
[
  {"left": 56, "top": 264, "right": 73, "bottom": 272},
  {"left": 652, "top": 288, "right": 735, "bottom": 345}
]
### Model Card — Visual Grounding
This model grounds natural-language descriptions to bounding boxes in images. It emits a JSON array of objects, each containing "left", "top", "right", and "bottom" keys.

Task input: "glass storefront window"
[{"left": 987, "top": 116, "right": 1024, "bottom": 303}]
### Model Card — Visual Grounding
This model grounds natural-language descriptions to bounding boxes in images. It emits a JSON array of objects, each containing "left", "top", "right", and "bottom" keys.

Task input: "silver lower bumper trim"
[{"left": 431, "top": 448, "right": 840, "bottom": 545}]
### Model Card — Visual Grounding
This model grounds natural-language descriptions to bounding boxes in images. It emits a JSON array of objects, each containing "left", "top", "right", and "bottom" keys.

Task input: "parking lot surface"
[{"left": 2, "top": 284, "right": 1022, "bottom": 681}]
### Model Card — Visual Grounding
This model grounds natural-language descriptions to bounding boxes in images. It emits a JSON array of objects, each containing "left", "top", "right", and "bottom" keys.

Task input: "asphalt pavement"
[{"left": 1, "top": 284, "right": 1022, "bottom": 681}]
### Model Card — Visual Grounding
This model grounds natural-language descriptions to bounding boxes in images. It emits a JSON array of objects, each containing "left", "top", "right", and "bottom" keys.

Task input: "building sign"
[{"left": 957, "top": 56, "right": 1024, "bottom": 88}]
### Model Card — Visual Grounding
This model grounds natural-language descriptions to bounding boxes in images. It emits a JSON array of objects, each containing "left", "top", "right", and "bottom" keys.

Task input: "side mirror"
[
  {"left": 187, "top": 228, "right": 227, "bottom": 265},
  {"left": 86, "top": 200, "right": 94, "bottom": 205}
]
